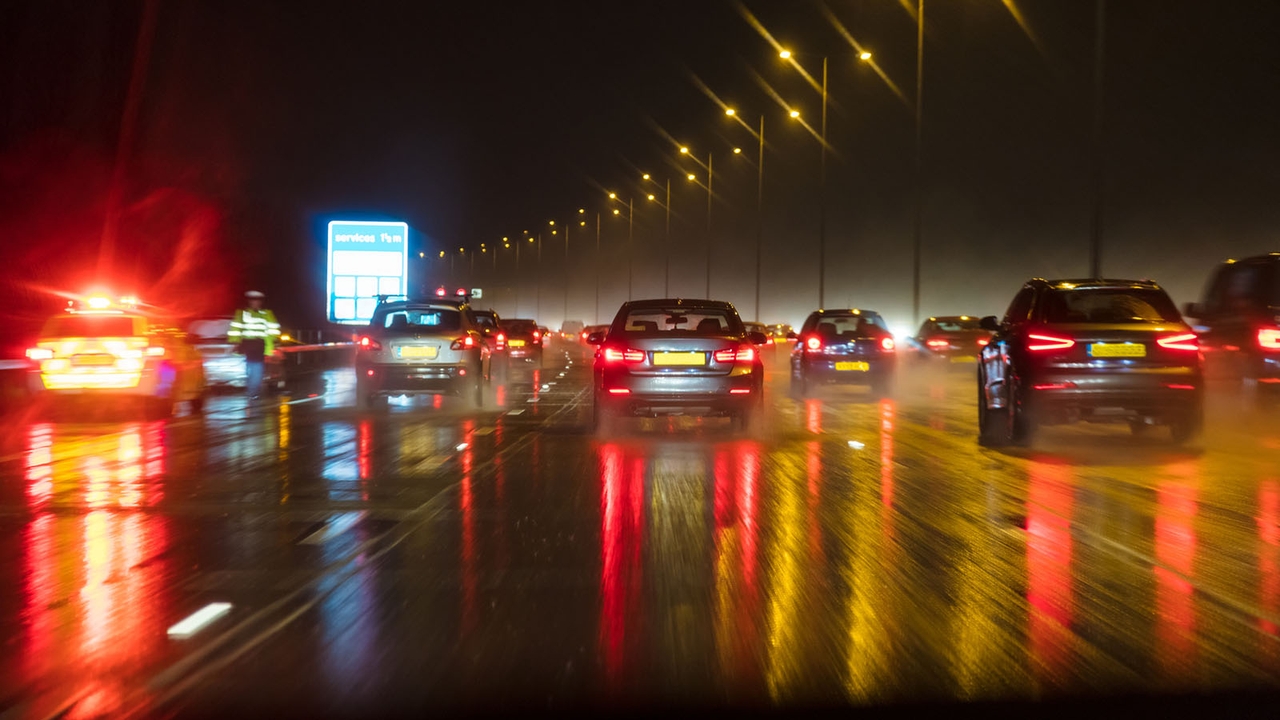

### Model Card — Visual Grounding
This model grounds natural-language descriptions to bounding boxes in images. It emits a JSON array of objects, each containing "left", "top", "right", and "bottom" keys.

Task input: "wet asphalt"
[{"left": 3, "top": 340, "right": 1280, "bottom": 719}]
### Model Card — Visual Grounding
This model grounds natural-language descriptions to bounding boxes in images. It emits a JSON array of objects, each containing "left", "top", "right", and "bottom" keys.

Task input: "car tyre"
[
  {"left": 471, "top": 377, "right": 485, "bottom": 409},
  {"left": 1169, "top": 405, "right": 1203, "bottom": 445},
  {"left": 979, "top": 372, "right": 1028, "bottom": 447}
]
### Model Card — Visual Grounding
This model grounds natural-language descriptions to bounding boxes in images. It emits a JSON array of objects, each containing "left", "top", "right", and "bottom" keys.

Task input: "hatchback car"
[
  {"left": 1182, "top": 253, "right": 1280, "bottom": 405},
  {"left": 743, "top": 321, "right": 776, "bottom": 349},
  {"left": 354, "top": 298, "right": 491, "bottom": 409},
  {"left": 589, "top": 299, "right": 766, "bottom": 432},
  {"left": 978, "top": 278, "right": 1203, "bottom": 446},
  {"left": 790, "top": 309, "right": 896, "bottom": 397},
  {"left": 501, "top": 318, "right": 544, "bottom": 365},
  {"left": 911, "top": 315, "right": 993, "bottom": 365}
]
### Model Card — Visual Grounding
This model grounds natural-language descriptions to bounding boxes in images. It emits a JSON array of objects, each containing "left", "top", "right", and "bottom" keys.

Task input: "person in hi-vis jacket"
[{"left": 227, "top": 290, "right": 280, "bottom": 399}]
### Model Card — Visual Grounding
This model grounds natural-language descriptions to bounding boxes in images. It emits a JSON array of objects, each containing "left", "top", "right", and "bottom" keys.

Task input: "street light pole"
[
  {"left": 1089, "top": 0, "right": 1106, "bottom": 279},
  {"left": 595, "top": 212, "right": 601, "bottom": 323},
  {"left": 664, "top": 178, "right": 671, "bottom": 297},
  {"left": 536, "top": 233, "right": 543, "bottom": 321},
  {"left": 818, "top": 55, "right": 828, "bottom": 309},
  {"left": 628, "top": 197, "right": 634, "bottom": 301},
  {"left": 912, "top": 1, "right": 925, "bottom": 326},
  {"left": 563, "top": 218, "right": 570, "bottom": 326},
  {"left": 705, "top": 152, "right": 713, "bottom": 299},
  {"left": 755, "top": 114, "right": 765, "bottom": 321}
]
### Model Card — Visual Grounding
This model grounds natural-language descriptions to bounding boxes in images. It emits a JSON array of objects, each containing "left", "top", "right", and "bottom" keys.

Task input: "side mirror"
[
  {"left": 1182, "top": 302, "right": 1204, "bottom": 319},
  {"left": 979, "top": 315, "right": 1001, "bottom": 332},
  {"left": 747, "top": 331, "right": 768, "bottom": 346},
  {"left": 785, "top": 331, "right": 798, "bottom": 340},
  {"left": 586, "top": 331, "right": 606, "bottom": 345}
]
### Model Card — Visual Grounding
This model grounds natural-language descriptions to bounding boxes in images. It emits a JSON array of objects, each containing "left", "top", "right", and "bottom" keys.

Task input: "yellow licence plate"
[
  {"left": 653, "top": 351, "right": 706, "bottom": 366},
  {"left": 835, "top": 361, "right": 870, "bottom": 372},
  {"left": 397, "top": 346, "right": 438, "bottom": 359},
  {"left": 508, "top": 340, "right": 526, "bottom": 347},
  {"left": 950, "top": 355, "right": 977, "bottom": 363},
  {"left": 1089, "top": 343, "right": 1146, "bottom": 358}
]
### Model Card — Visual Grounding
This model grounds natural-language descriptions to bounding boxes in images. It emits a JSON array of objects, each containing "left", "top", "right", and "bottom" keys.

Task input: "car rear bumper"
[
  {"left": 597, "top": 369, "right": 759, "bottom": 416},
  {"left": 798, "top": 358, "right": 894, "bottom": 384},
  {"left": 360, "top": 364, "right": 472, "bottom": 395},
  {"left": 1027, "top": 368, "right": 1202, "bottom": 421}
]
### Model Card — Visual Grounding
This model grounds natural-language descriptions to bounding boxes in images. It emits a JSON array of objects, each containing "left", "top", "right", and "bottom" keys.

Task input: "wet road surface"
[{"left": 4, "top": 341, "right": 1280, "bottom": 718}]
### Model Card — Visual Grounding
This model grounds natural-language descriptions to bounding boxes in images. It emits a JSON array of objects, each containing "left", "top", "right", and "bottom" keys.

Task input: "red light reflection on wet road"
[
  {"left": 1154, "top": 461, "right": 1199, "bottom": 681},
  {"left": 599, "top": 443, "right": 645, "bottom": 686},
  {"left": 1026, "top": 460, "right": 1074, "bottom": 680}
]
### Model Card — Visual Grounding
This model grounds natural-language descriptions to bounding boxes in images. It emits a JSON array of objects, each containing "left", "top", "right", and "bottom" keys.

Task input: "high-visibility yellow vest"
[{"left": 228, "top": 308, "right": 281, "bottom": 354}]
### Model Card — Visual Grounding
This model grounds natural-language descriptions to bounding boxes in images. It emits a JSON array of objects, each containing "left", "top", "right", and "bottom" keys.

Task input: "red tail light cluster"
[
  {"left": 926, "top": 338, "right": 949, "bottom": 349},
  {"left": 713, "top": 345, "right": 755, "bottom": 363},
  {"left": 532, "top": 331, "right": 541, "bottom": 341},
  {"left": 603, "top": 346, "right": 645, "bottom": 363},
  {"left": 1027, "top": 333, "right": 1075, "bottom": 351},
  {"left": 1260, "top": 328, "right": 1280, "bottom": 351},
  {"left": 977, "top": 337, "right": 990, "bottom": 347},
  {"left": 450, "top": 335, "right": 477, "bottom": 351},
  {"left": 1156, "top": 333, "right": 1199, "bottom": 351},
  {"left": 358, "top": 336, "right": 382, "bottom": 351},
  {"left": 880, "top": 337, "right": 896, "bottom": 352},
  {"left": 804, "top": 336, "right": 822, "bottom": 351},
  {"left": 495, "top": 332, "right": 506, "bottom": 351}
]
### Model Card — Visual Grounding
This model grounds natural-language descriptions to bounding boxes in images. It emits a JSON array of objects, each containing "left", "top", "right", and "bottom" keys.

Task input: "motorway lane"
[{"left": 2, "top": 341, "right": 1280, "bottom": 717}]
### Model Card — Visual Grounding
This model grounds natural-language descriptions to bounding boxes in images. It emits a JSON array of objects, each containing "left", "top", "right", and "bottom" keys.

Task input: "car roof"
[
  {"left": 1037, "top": 278, "right": 1162, "bottom": 291},
  {"left": 621, "top": 298, "right": 736, "bottom": 310},
  {"left": 925, "top": 315, "right": 979, "bottom": 322},
  {"left": 810, "top": 308, "right": 881, "bottom": 316}
]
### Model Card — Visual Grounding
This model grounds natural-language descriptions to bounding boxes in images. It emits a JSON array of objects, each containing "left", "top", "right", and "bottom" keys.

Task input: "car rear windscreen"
[
  {"left": 1043, "top": 288, "right": 1181, "bottom": 324},
  {"left": 375, "top": 306, "right": 462, "bottom": 332},
  {"left": 504, "top": 320, "right": 538, "bottom": 333},
  {"left": 811, "top": 315, "right": 886, "bottom": 339},
  {"left": 620, "top": 307, "right": 742, "bottom": 336},
  {"left": 43, "top": 315, "right": 137, "bottom": 338},
  {"left": 934, "top": 318, "right": 982, "bottom": 332}
]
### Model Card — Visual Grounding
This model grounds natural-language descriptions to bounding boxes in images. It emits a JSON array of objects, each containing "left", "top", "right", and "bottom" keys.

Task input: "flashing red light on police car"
[{"left": 85, "top": 295, "right": 113, "bottom": 310}]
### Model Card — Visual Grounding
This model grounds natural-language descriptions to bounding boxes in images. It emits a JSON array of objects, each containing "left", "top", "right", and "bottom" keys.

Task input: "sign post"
[{"left": 327, "top": 220, "right": 408, "bottom": 324}]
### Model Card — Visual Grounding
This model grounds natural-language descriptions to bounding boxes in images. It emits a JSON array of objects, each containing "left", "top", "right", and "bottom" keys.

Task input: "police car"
[{"left": 27, "top": 295, "right": 208, "bottom": 417}]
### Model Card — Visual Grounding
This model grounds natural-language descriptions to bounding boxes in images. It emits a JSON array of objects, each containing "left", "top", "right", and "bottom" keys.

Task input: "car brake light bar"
[
  {"left": 1033, "top": 382, "right": 1076, "bottom": 390},
  {"left": 1027, "top": 333, "right": 1075, "bottom": 352},
  {"left": 926, "top": 339, "right": 949, "bottom": 349},
  {"left": 729, "top": 388, "right": 751, "bottom": 394},
  {"left": 607, "top": 388, "right": 631, "bottom": 394},
  {"left": 1259, "top": 328, "right": 1280, "bottom": 351},
  {"left": 1156, "top": 333, "right": 1199, "bottom": 351}
]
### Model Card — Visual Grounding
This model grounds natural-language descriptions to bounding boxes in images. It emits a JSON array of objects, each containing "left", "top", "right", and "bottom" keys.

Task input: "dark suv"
[
  {"left": 1182, "top": 253, "right": 1280, "bottom": 404},
  {"left": 978, "top": 279, "right": 1203, "bottom": 446},
  {"left": 500, "top": 318, "right": 544, "bottom": 366}
]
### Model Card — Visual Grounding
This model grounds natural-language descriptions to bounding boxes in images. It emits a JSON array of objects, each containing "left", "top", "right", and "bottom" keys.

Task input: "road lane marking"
[
  {"left": 297, "top": 511, "right": 367, "bottom": 545},
  {"left": 167, "top": 603, "right": 234, "bottom": 639},
  {"left": 506, "top": 409, "right": 525, "bottom": 415},
  {"left": 526, "top": 398, "right": 539, "bottom": 403}
]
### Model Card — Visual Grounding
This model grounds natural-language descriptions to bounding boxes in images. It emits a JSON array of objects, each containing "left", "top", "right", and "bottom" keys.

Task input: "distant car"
[
  {"left": 1182, "top": 253, "right": 1280, "bottom": 405},
  {"left": 978, "top": 278, "right": 1203, "bottom": 446},
  {"left": 354, "top": 297, "right": 492, "bottom": 409},
  {"left": 470, "top": 309, "right": 506, "bottom": 353},
  {"left": 911, "top": 315, "right": 993, "bottom": 365},
  {"left": 589, "top": 299, "right": 766, "bottom": 432},
  {"left": 766, "top": 324, "right": 794, "bottom": 344},
  {"left": 581, "top": 324, "right": 609, "bottom": 345},
  {"left": 27, "top": 296, "right": 207, "bottom": 417},
  {"left": 791, "top": 309, "right": 896, "bottom": 397},
  {"left": 500, "top": 318, "right": 544, "bottom": 365},
  {"left": 560, "top": 320, "right": 585, "bottom": 340},
  {"left": 187, "top": 316, "right": 285, "bottom": 391},
  {"left": 742, "top": 321, "right": 775, "bottom": 348}
]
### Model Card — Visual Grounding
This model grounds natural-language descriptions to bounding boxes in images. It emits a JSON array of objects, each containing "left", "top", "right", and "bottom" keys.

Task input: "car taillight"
[
  {"left": 713, "top": 345, "right": 755, "bottom": 363},
  {"left": 450, "top": 336, "right": 477, "bottom": 351},
  {"left": 926, "top": 338, "right": 949, "bottom": 349},
  {"left": 1259, "top": 328, "right": 1280, "bottom": 351},
  {"left": 26, "top": 348, "right": 53, "bottom": 361},
  {"left": 496, "top": 332, "right": 506, "bottom": 350},
  {"left": 977, "top": 338, "right": 990, "bottom": 347},
  {"left": 765, "top": 337, "right": 774, "bottom": 345},
  {"left": 804, "top": 336, "right": 822, "bottom": 351},
  {"left": 1156, "top": 333, "right": 1199, "bottom": 352},
  {"left": 1027, "top": 333, "right": 1075, "bottom": 351},
  {"left": 602, "top": 347, "right": 645, "bottom": 363},
  {"left": 581, "top": 332, "right": 588, "bottom": 341},
  {"left": 533, "top": 331, "right": 541, "bottom": 341},
  {"left": 358, "top": 336, "right": 382, "bottom": 351},
  {"left": 880, "top": 337, "right": 895, "bottom": 352}
]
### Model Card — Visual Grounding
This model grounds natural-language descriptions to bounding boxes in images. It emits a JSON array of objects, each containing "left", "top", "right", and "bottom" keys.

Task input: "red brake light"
[
  {"left": 603, "top": 347, "right": 645, "bottom": 363},
  {"left": 496, "top": 332, "right": 506, "bottom": 350},
  {"left": 765, "top": 337, "right": 774, "bottom": 345},
  {"left": 713, "top": 345, "right": 755, "bottom": 363},
  {"left": 358, "top": 336, "right": 382, "bottom": 351},
  {"left": 1259, "top": 328, "right": 1280, "bottom": 351},
  {"left": 450, "top": 335, "right": 477, "bottom": 351},
  {"left": 435, "top": 287, "right": 447, "bottom": 297},
  {"left": 533, "top": 331, "right": 541, "bottom": 341},
  {"left": 1156, "top": 333, "right": 1199, "bottom": 352},
  {"left": 880, "top": 337, "right": 895, "bottom": 352},
  {"left": 1027, "top": 333, "right": 1075, "bottom": 352},
  {"left": 977, "top": 338, "right": 990, "bottom": 347},
  {"left": 805, "top": 336, "right": 822, "bottom": 351},
  {"left": 926, "top": 338, "right": 949, "bottom": 349},
  {"left": 581, "top": 332, "right": 588, "bottom": 340}
]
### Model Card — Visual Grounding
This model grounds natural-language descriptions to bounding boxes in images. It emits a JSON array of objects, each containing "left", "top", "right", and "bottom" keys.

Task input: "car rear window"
[
  {"left": 933, "top": 318, "right": 981, "bottom": 332},
  {"left": 504, "top": 320, "right": 538, "bottom": 332},
  {"left": 43, "top": 315, "right": 138, "bottom": 338},
  {"left": 473, "top": 313, "right": 498, "bottom": 329},
  {"left": 618, "top": 307, "right": 742, "bottom": 336},
  {"left": 1043, "top": 288, "right": 1181, "bottom": 324},
  {"left": 374, "top": 306, "right": 462, "bottom": 332},
  {"left": 809, "top": 314, "right": 887, "bottom": 339}
]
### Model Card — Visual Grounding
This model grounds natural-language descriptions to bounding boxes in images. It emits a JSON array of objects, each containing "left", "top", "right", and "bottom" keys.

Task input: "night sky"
[{"left": 3, "top": 0, "right": 1280, "bottom": 341}]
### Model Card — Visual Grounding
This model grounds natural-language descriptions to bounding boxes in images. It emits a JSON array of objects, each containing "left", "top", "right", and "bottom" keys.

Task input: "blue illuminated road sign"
[{"left": 327, "top": 220, "right": 408, "bottom": 324}]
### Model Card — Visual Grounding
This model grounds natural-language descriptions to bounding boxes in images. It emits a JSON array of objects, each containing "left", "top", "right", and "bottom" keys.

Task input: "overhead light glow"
[
  {"left": 779, "top": 50, "right": 792, "bottom": 59},
  {"left": 725, "top": 108, "right": 736, "bottom": 116},
  {"left": 790, "top": 110, "right": 800, "bottom": 118}
]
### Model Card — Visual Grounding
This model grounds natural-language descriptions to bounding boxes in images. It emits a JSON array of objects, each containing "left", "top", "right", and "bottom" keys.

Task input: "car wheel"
[
  {"left": 1169, "top": 405, "right": 1203, "bottom": 445},
  {"left": 979, "top": 371, "right": 1022, "bottom": 447},
  {"left": 471, "top": 377, "right": 485, "bottom": 409}
]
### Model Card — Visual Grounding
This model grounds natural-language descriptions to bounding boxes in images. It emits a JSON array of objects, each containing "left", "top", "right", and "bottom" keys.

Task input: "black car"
[
  {"left": 911, "top": 315, "right": 994, "bottom": 366},
  {"left": 589, "top": 299, "right": 767, "bottom": 432},
  {"left": 978, "top": 278, "right": 1203, "bottom": 446},
  {"left": 789, "top": 309, "right": 896, "bottom": 398},
  {"left": 1182, "top": 253, "right": 1280, "bottom": 405},
  {"left": 500, "top": 318, "right": 543, "bottom": 366}
]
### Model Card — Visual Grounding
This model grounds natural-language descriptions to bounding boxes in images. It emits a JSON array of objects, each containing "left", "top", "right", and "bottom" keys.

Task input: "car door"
[{"left": 982, "top": 285, "right": 1036, "bottom": 409}]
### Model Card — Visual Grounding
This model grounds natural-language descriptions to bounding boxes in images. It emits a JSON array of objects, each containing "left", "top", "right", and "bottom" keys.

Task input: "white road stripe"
[
  {"left": 167, "top": 603, "right": 233, "bottom": 639},
  {"left": 298, "top": 511, "right": 367, "bottom": 545}
]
